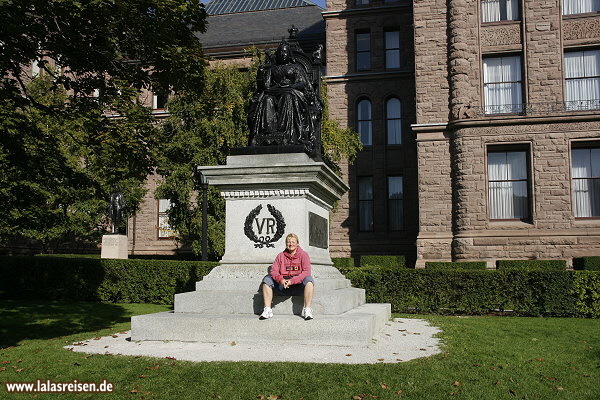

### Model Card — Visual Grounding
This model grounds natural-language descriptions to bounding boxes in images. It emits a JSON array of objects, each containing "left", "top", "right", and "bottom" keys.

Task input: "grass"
[{"left": 0, "top": 301, "right": 598, "bottom": 399}]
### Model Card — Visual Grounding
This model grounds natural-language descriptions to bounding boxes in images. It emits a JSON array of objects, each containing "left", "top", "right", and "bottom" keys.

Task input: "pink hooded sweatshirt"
[{"left": 270, "top": 246, "right": 312, "bottom": 285}]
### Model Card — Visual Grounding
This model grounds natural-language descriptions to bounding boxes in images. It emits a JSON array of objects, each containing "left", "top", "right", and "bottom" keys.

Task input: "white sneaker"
[
  {"left": 259, "top": 307, "right": 273, "bottom": 320},
  {"left": 301, "top": 307, "right": 306, "bottom": 318},
  {"left": 303, "top": 307, "right": 313, "bottom": 320}
]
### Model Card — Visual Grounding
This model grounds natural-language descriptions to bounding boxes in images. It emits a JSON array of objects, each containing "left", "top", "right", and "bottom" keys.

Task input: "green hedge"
[
  {"left": 496, "top": 259, "right": 567, "bottom": 271},
  {"left": 425, "top": 261, "right": 487, "bottom": 270},
  {"left": 345, "top": 267, "right": 600, "bottom": 317},
  {"left": 573, "top": 256, "right": 600, "bottom": 271},
  {"left": 360, "top": 255, "right": 405, "bottom": 268},
  {"left": 0, "top": 256, "right": 217, "bottom": 304}
]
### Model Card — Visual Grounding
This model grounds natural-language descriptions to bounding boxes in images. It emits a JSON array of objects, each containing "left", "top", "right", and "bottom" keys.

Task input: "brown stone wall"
[
  {"left": 524, "top": 0, "right": 563, "bottom": 104},
  {"left": 128, "top": 174, "right": 182, "bottom": 255},
  {"left": 413, "top": 0, "right": 450, "bottom": 123},
  {"left": 325, "top": 1, "right": 417, "bottom": 258},
  {"left": 451, "top": 119, "right": 600, "bottom": 262}
]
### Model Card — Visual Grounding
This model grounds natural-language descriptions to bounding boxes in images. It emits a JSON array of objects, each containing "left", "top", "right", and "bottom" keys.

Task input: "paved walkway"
[{"left": 66, "top": 318, "right": 443, "bottom": 364}]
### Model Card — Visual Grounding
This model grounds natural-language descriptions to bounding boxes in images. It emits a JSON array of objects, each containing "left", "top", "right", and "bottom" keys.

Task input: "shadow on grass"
[{"left": 0, "top": 300, "right": 129, "bottom": 348}]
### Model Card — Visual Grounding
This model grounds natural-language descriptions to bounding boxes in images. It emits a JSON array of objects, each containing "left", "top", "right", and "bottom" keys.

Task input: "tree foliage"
[{"left": 0, "top": 0, "right": 208, "bottom": 252}]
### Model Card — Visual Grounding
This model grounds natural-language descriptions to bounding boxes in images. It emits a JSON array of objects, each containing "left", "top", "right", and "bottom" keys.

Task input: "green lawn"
[{"left": 0, "top": 300, "right": 598, "bottom": 399}]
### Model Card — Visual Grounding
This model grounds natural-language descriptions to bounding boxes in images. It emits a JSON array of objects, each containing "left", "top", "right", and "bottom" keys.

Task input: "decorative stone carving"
[
  {"left": 480, "top": 24, "right": 521, "bottom": 47},
  {"left": 563, "top": 16, "right": 600, "bottom": 41}
]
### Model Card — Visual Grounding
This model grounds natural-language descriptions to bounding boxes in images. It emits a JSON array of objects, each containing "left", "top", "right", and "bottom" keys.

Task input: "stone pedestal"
[
  {"left": 131, "top": 153, "right": 391, "bottom": 346},
  {"left": 100, "top": 234, "right": 128, "bottom": 259}
]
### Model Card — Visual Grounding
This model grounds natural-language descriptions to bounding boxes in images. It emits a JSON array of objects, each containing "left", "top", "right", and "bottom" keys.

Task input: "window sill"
[
  {"left": 562, "top": 12, "right": 600, "bottom": 19},
  {"left": 488, "top": 219, "right": 533, "bottom": 228},
  {"left": 480, "top": 20, "right": 521, "bottom": 26}
]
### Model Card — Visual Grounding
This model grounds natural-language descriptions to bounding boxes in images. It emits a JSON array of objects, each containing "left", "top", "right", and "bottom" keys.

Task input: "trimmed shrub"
[
  {"left": 360, "top": 255, "right": 405, "bottom": 268},
  {"left": 496, "top": 259, "right": 567, "bottom": 271},
  {"left": 425, "top": 261, "right": 487, "bottom": 270},
  {"left": 346, "top": 267, "right": 599, "bottom": 317},
  {"left": 0, "top": 256, "right": 217, "bottom": 304},
  {"left": 332, "top": 257, "right": 355, "bottom": 275},
  {"left": 573, "top": 256, "right": 600, "bottom": 271}
]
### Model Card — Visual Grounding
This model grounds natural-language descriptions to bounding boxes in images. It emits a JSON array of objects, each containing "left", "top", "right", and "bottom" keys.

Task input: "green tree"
[
  {"left": 155, "top": 61, "right": 361, "bottom": 259},
  {"left": 0, "top": 0, "right": 208, "bottom": 251}
]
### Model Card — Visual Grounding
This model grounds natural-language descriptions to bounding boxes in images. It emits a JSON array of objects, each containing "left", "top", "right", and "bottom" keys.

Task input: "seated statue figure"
[{"left": 248, "top": 39, "right": 319, "bottom": 152}]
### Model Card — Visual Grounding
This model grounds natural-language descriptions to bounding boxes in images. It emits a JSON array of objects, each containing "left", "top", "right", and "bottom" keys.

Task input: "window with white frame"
[
  {"left": 356, "top": 31, "right": 371, "bottom": 71},
  {"left": 564, "top": 49, "right": 600, "bottom": 110},
  {"left": 572, "top": 145, "right": 600, "bottom": 217},
  {"left": 562, "top": 0, "right": 600, "bottom": 15},
  {"left": 357, "top": 98, "right": 372, "bottom": 145},
  {"left": 386, "top": 97, "right": 402, "bottom": 145},
  {"left": 385, "top": 30, "right": 401, "bottom": 69},
  {"left": 358, "top": 177, "right": 374, "bottom": 231},
  {"left": 388, "top": 176, "right": 404, "bottom": 230},
  {"left": 481, "top": 0, "right": 519, "bottom": 22},
  {"left": 487, "top": 148, "right": 530, "bottom": 220},
  {"left": 483, "top": 55, "right": 523, "bottom": 114},
  {"left": 158, "top": 199, "right": 176, "bottom": 238},
  {"left": 153, "top": 92, "right": 168, "bottom": 110}
]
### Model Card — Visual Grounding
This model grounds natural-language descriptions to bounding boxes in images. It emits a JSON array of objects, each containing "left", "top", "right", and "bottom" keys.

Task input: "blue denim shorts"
[{"left": 262, "top": 275, "right": 314, "bottom": 296}]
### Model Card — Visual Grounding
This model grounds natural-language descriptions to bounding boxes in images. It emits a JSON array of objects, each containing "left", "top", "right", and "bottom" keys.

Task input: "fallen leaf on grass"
[
  {"left": 211, "top": 394, "right": 221, "bottom": 399},
  {"left": 268, "top": 396, "right": 281, "bottom": 400},
  {"left": 15, "top": 359, "right": 22, "bottom": 363},
  {"left": 556, "top": 386, "right": 564, "bottom": 391},
  {"left": 145, "top": 364, "right": 160, "bottom": 370},
  {"left": 509, "top": 389, "right": 516, "bottom": 396},
  {"left": 257, "top": 395, "right": 266, "bottom": 400},
  {"left": 111, "top": 335, "right": 119, "bottom": 338},
  {"left": 452, "top": 381, "right": 460, "bottom": 387},
  {"left": 93, "top": 337, "right": 101, "bottom": 340},
  {"left": 165, "top": 356, "right": 176, "bottom": 360},
  {"left": 119, "top": 331, "right": 128, "bottom": 334},
  {"left": 16, "top": 368, "right": 24, "bottom": 372},
  {"left": 1, "top": 361, "right": 9, "bottom": 364},
  {"left": 395, "top": 390, "right": 403, "bottom": 395},
  {"left": 0, "top": 367, "right": 6, "bottom": 372},
  {"left": 347, "top": 384, "right": 354, "bottom": 387},
  {"left": 73, "top": 362, "right": 81, "bottom": 366},
  {"left": 139, "top": 374, "right": 146, "bottom": 378},
  {"left": 380, "top": 383, "right": 389, "bottom": 389},
  {"left": 544, "top": 376, "right": 558, "bottom": 381},
  {"left": 473, "top": 363, "right": 482, "bottom": 367},
  {"left": 534, "top": 358, "right": 544, "bottom": 362},
  {"left": 130, "top": 385, "right": 141, "bottom": 394}
]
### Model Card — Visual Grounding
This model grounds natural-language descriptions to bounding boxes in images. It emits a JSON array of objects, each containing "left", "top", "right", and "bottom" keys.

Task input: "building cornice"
[
  {"left": 322, "top": 4, "right": 411, "bottom": 19},
  {"left": 325, "top": 70, "right": 413, "bottom": 83}
]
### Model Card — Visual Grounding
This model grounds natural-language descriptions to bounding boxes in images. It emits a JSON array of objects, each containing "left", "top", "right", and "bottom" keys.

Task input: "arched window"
[
  {"left": 357, "top": 99, "right": 372, "bottom": 145},
  {"left": 386, "top": 97, "right": 402, "bottom": 145}
]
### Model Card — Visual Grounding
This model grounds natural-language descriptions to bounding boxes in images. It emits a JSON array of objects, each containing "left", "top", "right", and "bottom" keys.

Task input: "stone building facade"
[
  {"left": 324, "top": 0, "right": 418, "bottom": 260},
  {"left": 412, "top": 0, "right": 600, "bottom": 266}
]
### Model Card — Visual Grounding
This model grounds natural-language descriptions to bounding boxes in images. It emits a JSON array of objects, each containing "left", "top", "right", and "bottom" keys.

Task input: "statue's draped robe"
[{"left": 249, "top": 61, "right": 315, "bottom": 146}]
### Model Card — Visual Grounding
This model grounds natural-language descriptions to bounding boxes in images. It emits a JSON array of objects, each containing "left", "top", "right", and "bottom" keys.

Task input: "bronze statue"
[
  {"left": 248, "top": 27, "right": 323, "bottom": 156},
  {"left": 108, "top": 187, "right": 125, "bottom": 234}
]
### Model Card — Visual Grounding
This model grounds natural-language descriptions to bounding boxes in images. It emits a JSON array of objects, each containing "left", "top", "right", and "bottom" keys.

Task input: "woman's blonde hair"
[{"left": 285, "top": 233, "right": 299, "bottom": 244}]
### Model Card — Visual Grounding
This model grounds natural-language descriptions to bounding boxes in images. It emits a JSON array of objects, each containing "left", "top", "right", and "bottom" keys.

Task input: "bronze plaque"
[{"left": 309, "top": 212, "right": 328, "bottom": 249}]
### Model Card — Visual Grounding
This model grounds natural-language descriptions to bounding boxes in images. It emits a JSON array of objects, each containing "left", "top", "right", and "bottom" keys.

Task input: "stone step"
[
  {"left": 195, "top": 277, "right": 351, "bottom": 291},
  {"left": 131, "top": 303, "right": 391, "bottom": 346},
  {"left": 174, "top": 287, "right": 365, "bottom": 315}
]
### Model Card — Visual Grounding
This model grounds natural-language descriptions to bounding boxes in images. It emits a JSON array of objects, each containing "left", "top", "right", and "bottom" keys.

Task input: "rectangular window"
[
  {"left": 388, "top": 176, "right": 404, "bottom": 230},
  {"left": 358, "top": 177, "right": 374, "bottom": 231},
  {"left": 563, "top": 0, "right": 600, "bottom": 15},
  {"left": 481, "top": 0, "right": 519, "bottom": 22},
  {"left": 158, "top": 199, "right": 176, "bottom": 238},
  {"left": 385, "top": 30, "right": 401, "bottom": 69},
  {"left": 564, "top": 49, "right": 600, "bottom": 111},
  {"left": 153, "top": 93, "right": 168, "bottom": 110},
  {"left": 483, "top": 55, "right": 523, "bottom": 114},
  {"left": 572, "top": 145, "right": 600, "bottom": 217},
  {"left": 356, "top": 31, "right": 371, "bottom": 71},
  {"left": 487, "top": 148, "right": 530, "bottom": 220}
]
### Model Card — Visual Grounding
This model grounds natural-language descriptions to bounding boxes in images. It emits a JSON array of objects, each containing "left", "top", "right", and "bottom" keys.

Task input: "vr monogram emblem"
[{"left": 244, "top": 204, "right": 286, "bottom": 248}]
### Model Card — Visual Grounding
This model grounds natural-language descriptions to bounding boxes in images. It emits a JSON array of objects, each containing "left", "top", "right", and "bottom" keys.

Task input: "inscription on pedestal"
[
  {"left": 309, "top": 212, "right": 328, "bottom": 249},
  {"left": 243, "top": 204, "right": 286, "bottom": 248}
]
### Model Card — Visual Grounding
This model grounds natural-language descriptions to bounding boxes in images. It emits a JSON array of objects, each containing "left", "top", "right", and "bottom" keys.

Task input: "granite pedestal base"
[{"left": 131, "top": 153, "right": 391, "bottom": 347}]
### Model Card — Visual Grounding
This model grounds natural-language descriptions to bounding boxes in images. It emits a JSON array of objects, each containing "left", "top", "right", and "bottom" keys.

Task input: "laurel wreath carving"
[{"left": 243, "top": 204, "right": 286, "bottom": 248}]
